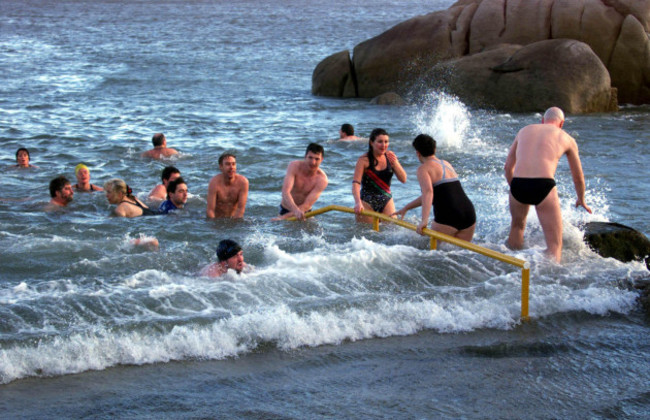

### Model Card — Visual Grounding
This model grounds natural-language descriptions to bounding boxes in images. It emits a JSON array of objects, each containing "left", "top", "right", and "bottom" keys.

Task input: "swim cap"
[
  {"left": 75, "top": 163, "right": 89, "bottom": 176},
  {"left": 217, "top": 239, "right": 242, "bottom": 262}
]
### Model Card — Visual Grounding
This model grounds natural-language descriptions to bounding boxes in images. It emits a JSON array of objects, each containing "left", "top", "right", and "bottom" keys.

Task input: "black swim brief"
[
  {"left": 278, "top": 204, "right": 311, "bottom": 216},
  {"left": 510, "top": 177, "right": 556, "bottom": 205}
]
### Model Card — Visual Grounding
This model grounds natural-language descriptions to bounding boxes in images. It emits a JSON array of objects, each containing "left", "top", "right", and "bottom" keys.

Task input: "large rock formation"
[
  {"left": 312, "top": 0, "right": 650, "bottom": 111},
  {"left": 429, "top": 39, "right": 617, "bottom": 113}
]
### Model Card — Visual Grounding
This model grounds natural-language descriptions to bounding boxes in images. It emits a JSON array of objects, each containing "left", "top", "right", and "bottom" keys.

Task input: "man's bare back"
[
  {"left": 504, "top": 107, "right": 591, "bottom": 262},
  {"left": 141, "top": 147, "right": 179, "bottom": 159}
]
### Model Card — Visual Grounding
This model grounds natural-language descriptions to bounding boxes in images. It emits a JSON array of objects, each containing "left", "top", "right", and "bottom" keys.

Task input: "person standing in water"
[
  {"left": 352, "top": 128, "right": 407, "bottom": 223},
  {"left": 504, "top": 106, "right": 592, "bottom": 262},
  {"left": 274, "top": 143, "right": 328, "bottom": 221},
  {"left": 206, "top": 152, "right": 249, "bottom": 219},
  {"left": 393, "top": 134, "right": 476, "bottom": 241}
]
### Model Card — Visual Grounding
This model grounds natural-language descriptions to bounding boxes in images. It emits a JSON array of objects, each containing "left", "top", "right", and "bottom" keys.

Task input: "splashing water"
[{"left": 412, "top": 91, "right": 474, "bottom": 149}]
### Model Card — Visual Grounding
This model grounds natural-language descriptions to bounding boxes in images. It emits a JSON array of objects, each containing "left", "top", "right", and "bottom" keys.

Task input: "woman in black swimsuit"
[
  {"left": 104, "top": 179, "right": 158, "bottom": 217},
  {"left": 352, "top": 128, "right": 407, "bottom": 223}
]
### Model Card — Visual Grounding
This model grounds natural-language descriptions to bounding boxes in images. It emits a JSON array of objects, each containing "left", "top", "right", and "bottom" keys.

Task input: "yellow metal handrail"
[{"left": 288, "top": 204, "right": 531, "bottom": 320}]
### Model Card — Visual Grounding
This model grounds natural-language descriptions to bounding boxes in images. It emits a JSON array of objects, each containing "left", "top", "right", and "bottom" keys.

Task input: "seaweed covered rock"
[{"left": 584, "top": 222, "right": 650, "bottom": 270}]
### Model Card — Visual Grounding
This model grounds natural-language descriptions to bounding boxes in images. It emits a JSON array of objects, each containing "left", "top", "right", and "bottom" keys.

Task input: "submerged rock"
[
  {"left": 370, "top": 92, "right": 406, "bottom": 106},
  {"left": 584, "top": 222, "right": 650, "bottom": 270}
]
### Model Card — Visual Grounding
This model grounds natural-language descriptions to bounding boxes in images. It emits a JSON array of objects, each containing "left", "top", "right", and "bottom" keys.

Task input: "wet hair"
[
  {"left": 152, "top": 133, "right": 166, "bottom": 147},
  {"left": 367, "top": 128, "right": 388, "bottom": 170},
  {"left": 161, "top": 166, "right": 180, "bottom": 183},
  {"left": 16, "top": 148, "right": 30, "bottom": 159},
  {"left": 49, "top": 176, "right": 70, "bottom": 198},
  {"left": 217, "top": 239, "right": 242, "bottom": 262},
  {"left": 218, "top": 152, "right": 236, "bottom": 165},
  {"left": 166, "top": 177, "right": 186, "bottom": 195},
  {"left": 412, "top": 134, "right": 436, "bottom": 157},
  {"left": 340, "top": 123, "right": 354, "bottom": 136},
  {"left": 104, "top": 178, "right": 135, "bottom": 198},
  {"left": 305, "top": 143, "right": 324, "bottom": 158}
]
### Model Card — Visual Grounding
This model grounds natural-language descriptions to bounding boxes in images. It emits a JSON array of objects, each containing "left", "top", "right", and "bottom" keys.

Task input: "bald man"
[{"left": 504, "top": 107, "right": 592, "bottom": 262}]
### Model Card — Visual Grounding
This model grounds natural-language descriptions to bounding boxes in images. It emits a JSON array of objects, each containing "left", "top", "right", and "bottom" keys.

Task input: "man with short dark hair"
[
  {"left": 206, "top": 153, "right": 249, "bottom": 219},
  {"left": 504, "top": 106, "right": 592, "bottom": 262},
  {"left": 141, "top": 133, "right": 179, "bottom": 159},
  {"left": 159, "top": 177, "right": 188, "bottom": 214},
  {"left": 274, "top": 143, "right": 328, "bottom": 221},
  {"left": 148, "top": 166, "right": 181, "bottom": 201},
  {"left": 200, "top": 239, "right": 246, "bottom": 277},
  {"left": 48, "top": 176, "right": 74, "bottom": 207},
  {"left": 339, "top": 123, "right": 361, "bottom": 141}
]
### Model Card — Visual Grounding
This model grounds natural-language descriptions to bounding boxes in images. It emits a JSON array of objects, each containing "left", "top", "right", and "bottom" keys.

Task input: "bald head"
[{"left": 543, "top": 107, "right": 565, "bottom": 124}]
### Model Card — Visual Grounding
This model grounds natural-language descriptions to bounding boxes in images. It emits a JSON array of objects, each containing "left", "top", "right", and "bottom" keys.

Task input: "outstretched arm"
[
  {"left": 504, "top": 137, "right": 518, "bottom": 185},
  {"left": 417, "top": 166, "right": 434, "bottom": 235},
  {"left": 280, "top": 162, "right": 303, "bottom": 219},
  {"left": 392, "top": 196, "right": 422, "bottom": 219},
  {"left": 565, "top": 140, "right": 592, "bottom": 213}
]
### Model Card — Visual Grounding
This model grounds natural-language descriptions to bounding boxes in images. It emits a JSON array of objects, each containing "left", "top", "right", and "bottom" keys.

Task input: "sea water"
[{"left": 1, "top": 0, "right": 649, "bottom": 418}]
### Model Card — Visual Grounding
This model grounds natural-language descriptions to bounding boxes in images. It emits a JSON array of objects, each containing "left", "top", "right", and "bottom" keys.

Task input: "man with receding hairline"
[{"left": 504, "top": 106, "right": 592, "bottom": 262}]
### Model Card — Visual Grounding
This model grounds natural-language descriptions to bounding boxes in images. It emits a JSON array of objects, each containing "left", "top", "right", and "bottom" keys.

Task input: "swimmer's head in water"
[
  {"left": 75, "top": 163, "right": 89, "bottom": 177},
  {"left": 412, "top": 134, "right": 436, "bottom": 157},
  {"left": 152, "top": 133, "right": 166, "bottom": 147},
  {"left": 340, "top": 123, "right": 354, "bottom": 136},
  {"left": 49, "top": 175, "right": 71, "bottom": 198},
  {"left": 161, "top": 166, "right": 180, "bottom": 183},
  {"left": 217, "top": 239, "right": 242, "bottom": 262},
  {"left": 305, "top": 143, "right": 324, "bottom": 158}
]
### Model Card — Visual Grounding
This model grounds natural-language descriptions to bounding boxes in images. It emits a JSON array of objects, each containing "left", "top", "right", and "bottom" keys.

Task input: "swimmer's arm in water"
[
  {"left": 206, "top": 177, "right": 218, "bottom": 218},
  {"left": 279, "top": 161, "right": 304, "bottom": 220}
]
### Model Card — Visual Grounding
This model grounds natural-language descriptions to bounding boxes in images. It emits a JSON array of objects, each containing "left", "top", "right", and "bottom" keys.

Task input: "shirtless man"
[
  {"left": 274, "top": 143, "right": 328, "bottom": 221},
  {"left": 206, "top": 153, "right": 249, "bottom": 219},
  {"left": 339, "top": 123, "right": 361, "bottom": 141},
  {"left": 148, "top": 166, "right": 180, "bottom": 201},
  {"left": 504, "top": 107, "right": 592, "bottom": 262},
  {"left": 200, "top": 239, "right": 246, "bottom": 277},
  {"left": 48, "top": 176, "right": 74, "bottom": 208},
  {"left": 141, "top": 133, "right": 179, "bottom": 159}
]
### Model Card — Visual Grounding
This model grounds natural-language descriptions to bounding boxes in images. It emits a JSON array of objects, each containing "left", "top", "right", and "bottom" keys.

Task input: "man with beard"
[{"left": 48, "top": 176, "right": 74, "bottom": 208}]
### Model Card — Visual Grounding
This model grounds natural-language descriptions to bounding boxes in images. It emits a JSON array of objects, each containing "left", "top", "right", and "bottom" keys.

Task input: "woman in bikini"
[
  {"left": 74, "top": 163, "right": 103, "bottom": 192},
  {"left": 104, "top": 179, "right": 158, "bottom": 217},
  {"left": 352, "top": 128, "right": 407, "bottom": 223}
]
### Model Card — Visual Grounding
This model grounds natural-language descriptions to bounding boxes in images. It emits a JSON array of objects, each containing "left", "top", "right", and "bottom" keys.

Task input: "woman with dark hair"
[
  {"left": 352, "top": 128, "right": 407, "bottom": 223},
  {"left": 104, "top": 179, "right": 158, "bottom": 217}
]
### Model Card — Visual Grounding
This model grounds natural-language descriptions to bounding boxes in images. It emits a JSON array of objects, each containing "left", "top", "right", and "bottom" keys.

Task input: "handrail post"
[
  {"left": 521, "top": 266, "right": 530, "bottom": 321},
  {"left": 429, "top": 237, "right": 437, "bottom": 250},
  {"left": 372, "top": 216, "right": 379, "bottom": 232}
]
